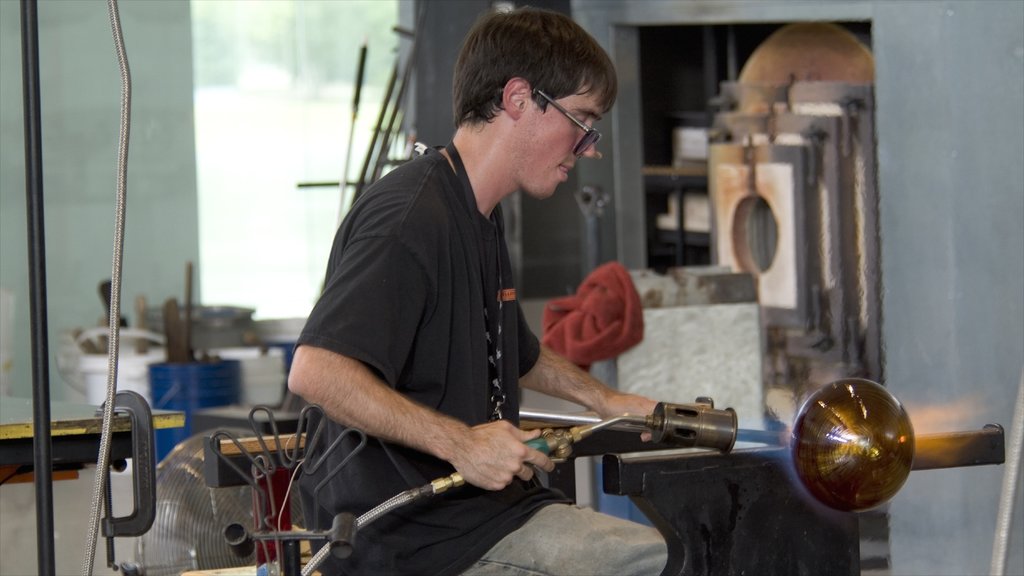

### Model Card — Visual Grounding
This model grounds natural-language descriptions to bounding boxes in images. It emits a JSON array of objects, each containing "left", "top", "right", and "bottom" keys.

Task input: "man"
[{"left": 288, "top": 6, "right": 667, "bottom": 575}]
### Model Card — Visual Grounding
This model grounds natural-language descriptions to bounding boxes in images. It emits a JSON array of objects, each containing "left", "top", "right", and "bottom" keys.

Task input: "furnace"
[{"left": 707, "top": 22, "right": 883, "bottom": 424}]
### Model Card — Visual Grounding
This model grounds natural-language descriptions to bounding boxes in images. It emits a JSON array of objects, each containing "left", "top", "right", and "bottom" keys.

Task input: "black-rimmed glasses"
[{"left": 533, "top": 89, "right": 601, "bottom": 157}]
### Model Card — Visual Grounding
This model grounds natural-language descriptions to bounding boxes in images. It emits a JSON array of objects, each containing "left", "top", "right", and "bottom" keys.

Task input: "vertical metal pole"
[
  {"left": 19, "top": 0, "right": 56, "bottom": 574},
  {"left": 701, "top": 25, "right": 718, "bottom": 127},
  {"left": 576, "top": 185, "right": 608, "bottom": 273},
  {"left": 725, "top": 25, "right": 737, "bottom": 82},
  {"left": 352, "top": 61, "right": 397, "bottom": 203}
]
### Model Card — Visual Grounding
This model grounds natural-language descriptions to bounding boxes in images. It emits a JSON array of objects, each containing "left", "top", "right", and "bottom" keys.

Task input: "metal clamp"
[{"left": 101, "top": 390, "right": 156, "bottom": 538}]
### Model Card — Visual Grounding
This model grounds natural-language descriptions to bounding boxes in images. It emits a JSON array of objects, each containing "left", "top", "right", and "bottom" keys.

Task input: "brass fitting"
[
  {"left": 535, "top": 428, "right": 578, "bottom": 461},
  {"left": 432, "top": 472, "right": 465, "bottom": 495}
]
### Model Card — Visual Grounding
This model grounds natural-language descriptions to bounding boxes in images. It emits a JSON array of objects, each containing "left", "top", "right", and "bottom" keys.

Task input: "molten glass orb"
[{"left": 791, "top": 378, "right": 915, "bottom": 512}]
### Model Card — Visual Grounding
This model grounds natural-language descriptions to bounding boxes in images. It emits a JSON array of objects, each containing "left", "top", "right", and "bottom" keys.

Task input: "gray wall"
[
  {"left": 874, "top": 3, "right": 1023, "bottom": 574},
  {"left": 574, "top": 1, "right": 1023, "bottom": 575},
  {"left": 0, "top": 0, "right": 199, "bottom": 400}
]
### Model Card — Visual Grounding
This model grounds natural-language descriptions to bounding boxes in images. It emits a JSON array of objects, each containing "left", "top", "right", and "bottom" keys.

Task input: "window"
[{"left": 191, "top": 0, "right": 399, "bottom": 319}]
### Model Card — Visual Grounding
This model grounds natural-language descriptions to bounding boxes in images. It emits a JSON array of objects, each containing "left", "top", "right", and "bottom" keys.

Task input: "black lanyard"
[{"left": 444, "top": 143, "right": 507, "bottom": 421}]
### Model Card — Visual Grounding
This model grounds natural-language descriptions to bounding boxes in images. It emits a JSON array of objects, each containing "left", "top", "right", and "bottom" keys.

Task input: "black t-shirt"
[{"left": 296, "top": 146, "right": 567, "bottom": 575}]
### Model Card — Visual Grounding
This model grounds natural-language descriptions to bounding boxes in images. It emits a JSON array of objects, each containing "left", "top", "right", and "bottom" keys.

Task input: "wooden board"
[{"left": 0, "top": 397, "right": 184, "bottom": 441}]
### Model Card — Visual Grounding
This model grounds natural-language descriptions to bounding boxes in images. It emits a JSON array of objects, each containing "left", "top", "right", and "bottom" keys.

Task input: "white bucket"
[
  {"left": 71, "top": 328, "right": 166, "bottom": 406},
  {"left": 212, "top": 347, "right": 286, "bottom": 406}
]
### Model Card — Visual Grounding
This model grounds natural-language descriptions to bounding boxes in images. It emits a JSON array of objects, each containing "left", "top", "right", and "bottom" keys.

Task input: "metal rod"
[
  {"left": 735, "top": 428, "right": 786, "bottom": 445},
  {"left": 726, "top": 25, "right": 737, "bottom": 81},
  {"left": 520, "top": 408, "right": 602, "bottom": 428},
  {"left": 337, "top": 40, "right": 367, "bottom": 223},
  {"left": 20, "top": 0, "right": 55, "bottom": 573},
  {"left": 352, "top": 61, "right": 397, "bottom": 204},
  {"left": 578, "top": 414, "right": 649, "bottom": 436},
  {"left": 912, "top": 426, "right": 1006, "bottom": 471},
  {"left": 701, "top": 25, "right": 718, "bottom": 126},
  {"left": 371, "top": 16, "right": 422, "bottom": 184}
]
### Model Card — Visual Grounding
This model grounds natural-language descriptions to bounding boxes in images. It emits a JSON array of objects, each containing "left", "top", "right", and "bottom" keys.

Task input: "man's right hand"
[
  {"left": 289, "top": 346, "right": 555, "bottom": 491},
  {"left": 447, "top": 420, "right": 555, "bottom": 491}
]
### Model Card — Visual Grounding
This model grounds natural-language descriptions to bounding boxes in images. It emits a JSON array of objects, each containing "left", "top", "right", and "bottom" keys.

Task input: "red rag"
[{"left": 541, "top": 261, "right": 644, "bottom": 371}]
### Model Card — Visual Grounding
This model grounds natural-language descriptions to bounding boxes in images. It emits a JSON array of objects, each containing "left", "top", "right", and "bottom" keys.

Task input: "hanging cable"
[
  {"left": 82, "top": 0, "right": 131, "bottom": 573},
  {"left": 301, "top": 476, "right": 457, "bottom": 576},
  {"left": 990, "top": 367, "right": 1024, "bottom": 576}
]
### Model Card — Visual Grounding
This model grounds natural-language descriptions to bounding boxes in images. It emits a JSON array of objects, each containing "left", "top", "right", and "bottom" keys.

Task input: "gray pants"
[{"left": 461, "top": 503, "right": 668, "bottom": 576}]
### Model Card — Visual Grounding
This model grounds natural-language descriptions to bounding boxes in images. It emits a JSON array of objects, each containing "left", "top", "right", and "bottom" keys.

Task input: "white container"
[
  {"left": 213, "top": 347, "right": 286, "bottom": 407},
  {"left": 673, "top": 126, "right": 709, "bottom": 162},
  {"left": 71, "top": 328, "right": 166, "bottom": 406}
]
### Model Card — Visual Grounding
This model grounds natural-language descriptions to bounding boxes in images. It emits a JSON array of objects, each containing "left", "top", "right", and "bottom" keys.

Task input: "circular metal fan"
[{"left": 135, "top": 431, "right": 304, "bottom": 575}]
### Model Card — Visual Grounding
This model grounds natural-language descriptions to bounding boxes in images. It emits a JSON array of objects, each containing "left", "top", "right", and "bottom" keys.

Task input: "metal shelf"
[{"left": 643, "top": 164, "right": 711, "bottom": 269}]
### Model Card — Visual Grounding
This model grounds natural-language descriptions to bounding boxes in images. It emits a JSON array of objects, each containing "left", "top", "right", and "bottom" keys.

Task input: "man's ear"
[{"left": 501, "top": 77, "right": 533, "bottom": 120}]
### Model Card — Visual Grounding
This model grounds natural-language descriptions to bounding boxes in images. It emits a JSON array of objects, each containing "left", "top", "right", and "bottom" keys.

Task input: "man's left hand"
[{"left": 599, "top": 392, "right": 658, "bottom": 442}]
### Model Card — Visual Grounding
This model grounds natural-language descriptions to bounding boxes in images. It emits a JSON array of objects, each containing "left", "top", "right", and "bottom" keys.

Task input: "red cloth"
[{"left": 541, "top": 261, "right": 644, "bottom": 370}]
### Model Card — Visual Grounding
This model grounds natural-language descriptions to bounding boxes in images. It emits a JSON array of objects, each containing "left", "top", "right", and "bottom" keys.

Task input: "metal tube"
[
  {"left": 520, "top": 408, "right": 602, "bottom": 427},
  {"left": 20, "top": 1, "right": 56, "bottom": 573},
  {"left": 911, "top": 426, "right": 1006, "bottom": 470},
  {"left": 648, "top": 402, "right": 737, "bottom": 452},
  {"left": 577, "top": 414, "right": 649, "bottom": 436},
  {"left": 735, "top": 428, "right": 785, "bottom": 445}
]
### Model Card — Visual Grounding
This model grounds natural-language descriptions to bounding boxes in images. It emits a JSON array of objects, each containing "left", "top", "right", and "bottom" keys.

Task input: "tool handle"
[
  {"left": 434, "top": 437, "right": 552, "bottom": 495},
  {"left": 352, "top": 42, "right": 367, "bottom": 114},
  {"left": 525, "top": 436, "right": 550, "bottom": 454}
]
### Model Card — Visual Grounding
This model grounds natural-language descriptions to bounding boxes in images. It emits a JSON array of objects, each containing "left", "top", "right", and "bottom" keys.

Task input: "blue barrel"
[
  {"left": 266, "top": 340, "right": 297, "bottom": 376},
  {"left": 150, "top": 360, "right": 241, "bottom": 461}
]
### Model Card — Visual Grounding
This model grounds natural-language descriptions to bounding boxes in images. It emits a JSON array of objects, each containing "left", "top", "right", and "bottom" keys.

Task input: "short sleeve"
[{"left": 298, "top": 235, "right": 430, "bottom": 387}]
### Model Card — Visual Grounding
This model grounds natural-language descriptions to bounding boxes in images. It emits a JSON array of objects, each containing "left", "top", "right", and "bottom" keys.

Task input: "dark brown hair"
[{"left": 452, "top": 7, "right": 617, "bottom": 127}]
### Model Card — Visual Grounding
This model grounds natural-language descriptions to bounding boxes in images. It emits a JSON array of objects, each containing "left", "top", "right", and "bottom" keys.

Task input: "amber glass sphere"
[{"left": 791, "top": 378, "right": 915, "bottom": 512}]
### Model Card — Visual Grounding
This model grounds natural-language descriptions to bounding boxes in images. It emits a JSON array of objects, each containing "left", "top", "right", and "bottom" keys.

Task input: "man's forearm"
[
  {"left": 289, "top": 344, "right": 554, "bottom": 490},
  {"left": 520, "top": 345, "right": 616, "bottom": 413},
  {"left": 287, "top": 345, "right": 469, "bottom": 463}
]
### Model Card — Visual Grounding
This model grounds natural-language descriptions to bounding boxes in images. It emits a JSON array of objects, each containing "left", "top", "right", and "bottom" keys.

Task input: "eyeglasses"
[{"left": 533, "top": 89, "right": 601, "bottom": 157}]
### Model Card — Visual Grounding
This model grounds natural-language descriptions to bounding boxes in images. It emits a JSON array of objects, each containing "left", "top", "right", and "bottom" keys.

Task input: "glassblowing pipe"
[
  {"left": 306, "top": 382, "right": 1002, "bottom": 572},
  {"left": 526, "top": 379, "right": 1005, "bottom": 513}
]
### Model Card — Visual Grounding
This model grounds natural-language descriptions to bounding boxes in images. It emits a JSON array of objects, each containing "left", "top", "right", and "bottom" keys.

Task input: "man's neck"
[{"left": 448, "top": 125, "right": 517, "bottom": 217}]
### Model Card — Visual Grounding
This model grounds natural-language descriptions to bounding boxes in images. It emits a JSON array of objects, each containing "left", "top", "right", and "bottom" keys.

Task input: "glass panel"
[{"left": 191, "top": 0, "right": 399, "bottom": 319}]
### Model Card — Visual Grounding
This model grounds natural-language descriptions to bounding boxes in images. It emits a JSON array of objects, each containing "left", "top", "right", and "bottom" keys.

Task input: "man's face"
[{"left": 512, "top": 91, "right": 604, "bottom": 200}]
